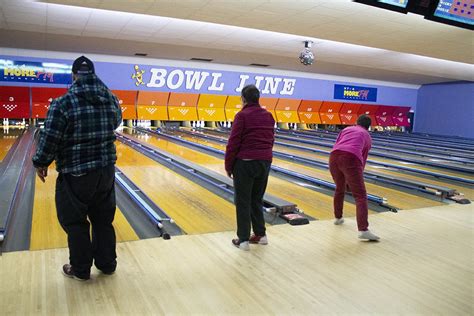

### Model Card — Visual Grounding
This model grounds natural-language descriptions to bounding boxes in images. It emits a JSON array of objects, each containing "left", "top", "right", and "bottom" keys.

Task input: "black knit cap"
[{"left": 72, "top": 56, "right": 95, "bottom": 75}]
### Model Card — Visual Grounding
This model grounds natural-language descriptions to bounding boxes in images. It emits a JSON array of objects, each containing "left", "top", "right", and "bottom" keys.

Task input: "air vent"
[
  {"left": 249, "top": 63, "right": 270, "bottom": 67},
  {"left": 134, "top": 53, "right": 148, "bottom": 56},
  {"left": 190, "top": 58, "right": 213, "bottom": 62}
]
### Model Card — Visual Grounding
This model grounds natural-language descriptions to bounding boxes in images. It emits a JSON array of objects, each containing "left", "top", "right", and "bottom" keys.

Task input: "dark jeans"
[
  {"left": 55, "top": 164, "right": 117, "bottom": 278},
  {"left": 329, "top": 150, "right": 369, "bottom": 231},
  {"left": 233, "top": 159, "right": 271, "bottom": 241}
]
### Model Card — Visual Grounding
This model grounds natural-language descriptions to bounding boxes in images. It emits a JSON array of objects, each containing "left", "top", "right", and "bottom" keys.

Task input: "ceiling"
[{"left": 0, "top": 0, "right": 473, "bottom": 85}]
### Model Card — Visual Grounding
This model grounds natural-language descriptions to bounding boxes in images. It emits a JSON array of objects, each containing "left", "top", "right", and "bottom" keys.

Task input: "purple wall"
[
  {"left": 414, "top": 82, "right": 474, "bottom": 139},
  {"left": 1, "top": 54, "right": 417, "bottom": 108}
]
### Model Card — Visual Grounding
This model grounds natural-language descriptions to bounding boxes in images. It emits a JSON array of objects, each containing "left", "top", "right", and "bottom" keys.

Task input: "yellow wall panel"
[
  {"left": 137, "top": 106, "right": 169, "bottom": 120},
  {"left": 168, "top": 106, "right": 199, "bottom": 121},
  {"left": 275, "top": 110, "right": 300, "bottom": 123},
  {"left": 197, "top": 108, "right": 226, "bottom": 121},
  {"left": 198, "top": 94, "right": 227, "bottom": 108}
]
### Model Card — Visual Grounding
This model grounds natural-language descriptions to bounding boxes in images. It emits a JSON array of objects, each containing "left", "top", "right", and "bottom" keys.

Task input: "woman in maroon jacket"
[{"left": 225, "top": 85, "right": 275, "bottom": 251}]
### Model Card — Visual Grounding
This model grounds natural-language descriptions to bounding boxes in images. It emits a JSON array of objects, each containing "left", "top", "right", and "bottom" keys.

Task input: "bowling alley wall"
[{"left": 1, "top": 49, "right": 419, "bottom": 127}]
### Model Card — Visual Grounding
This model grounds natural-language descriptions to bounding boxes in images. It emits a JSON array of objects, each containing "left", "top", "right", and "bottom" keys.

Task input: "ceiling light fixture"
[{"left": 299, "top": 40, "right": 314, "bottom": 66}]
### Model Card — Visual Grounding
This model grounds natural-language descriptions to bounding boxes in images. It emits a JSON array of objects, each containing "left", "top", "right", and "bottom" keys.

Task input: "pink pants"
[{"left": 329, "top": 150, "right": 369, "bottom": 231}]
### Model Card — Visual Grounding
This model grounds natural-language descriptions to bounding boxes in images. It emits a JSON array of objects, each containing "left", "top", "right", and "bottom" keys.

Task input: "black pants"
[
  {"left": 233, "top": 159, "right": 271, "bottom": 241},
  {"left": 56, "top": 164, "right": 117, "bottom": 278}
]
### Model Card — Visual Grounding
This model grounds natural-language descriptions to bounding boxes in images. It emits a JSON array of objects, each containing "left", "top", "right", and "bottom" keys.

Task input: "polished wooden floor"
[{"left": 1, "top": 204, "right": 472, "bottom": 315}]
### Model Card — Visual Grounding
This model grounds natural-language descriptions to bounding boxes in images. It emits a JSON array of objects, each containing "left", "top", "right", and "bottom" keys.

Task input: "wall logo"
[
  {"left": 178, "top": 108, "right": 189, "bottom": 116},
  {"left": 205, "top": 109, "right": 216, "bottom": 116},
  {"left": 334, "top": 84, "right": 377, "bottom": 102},
  {"left": 304, "top": 113, "right": 313, "bottom": 119},
  {"left": 146, "top": 108, "right": 157, "bottom": 114},
  {"left": 1, "top": 60, "right": 72, "bottom": 84},
  {"left": 283, "top": 112, "right": 292, "bottom": 118},
  {"left": 132, "top": 65, "right": 146, "bottom": 86}
]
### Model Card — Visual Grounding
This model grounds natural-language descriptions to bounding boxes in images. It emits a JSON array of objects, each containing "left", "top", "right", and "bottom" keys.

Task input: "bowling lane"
[
  {"left": 30, "top": 164, "right": 139, "bottom": 251},
  {"left": 272, "top": 145, "right": 474, "bottom": 200},
  {"left": 173, "top": 131, "right": 444, "bottom": 210},
  {"left": 200, "top": 129, "right": 474, "bottom": 181},
  {"left": 123, "top": 127, "right": 358, "bottom": 220},
  {"left": 115, "top": 142, "right": 236, "bottom": 234},
  {"left": 0, "top": 128, "right": 23, "bottom": 161}
]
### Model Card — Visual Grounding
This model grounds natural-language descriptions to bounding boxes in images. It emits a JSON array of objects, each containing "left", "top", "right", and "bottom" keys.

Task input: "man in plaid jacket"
[{"left": 32, "top": 56, "right": 122, "bottom": 281}]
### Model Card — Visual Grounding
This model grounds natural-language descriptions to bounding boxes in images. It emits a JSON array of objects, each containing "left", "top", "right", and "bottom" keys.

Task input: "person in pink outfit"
[{"left": 329, "top": 114, "right": 379, "bottom": 241}]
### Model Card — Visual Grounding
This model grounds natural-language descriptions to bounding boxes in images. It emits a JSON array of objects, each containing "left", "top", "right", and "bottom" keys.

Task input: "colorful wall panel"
[
  {"left": 275, "top": 98, "right": 301, "bottom": 123},
  {"left": 197, "top": 94, "right": 227, "bottom": 121},
  {"left": 391, "top": 106, "right": 411, "bottom": 127},
  {"left": 168, "top": 92, "right": 199, "bottom": 121},
  {"left": 357, "top": 104, "right": 379, "bottom": 126},
  {"left": 260, "top": 97, "right": 278, "bottom": 121},
  {"left": 339, "top": 103, "right": 361, "bottom": 125},
  {"left": 136, "top": 91, "right": 169, "bottom": 120},
  {"left": 0, "top": 86, "right": 30, "bottom": 119},
  {"left": 375, "top": 105, "right": 395, "bottom": 126},
  {"left": 298, "top": 100, "right": 322, "bottom": 124},
  {"left": 112, "top": 90, "right": 137, "bottom": 119},
  {"left": 224, "top": 96, "right": 243, "bottom": 121},
  {"left": 31, "top": 87, "right": 67, "bottom": 119},
  {"left": 319, "top": 101, "right": 343, "bottom": 124}
]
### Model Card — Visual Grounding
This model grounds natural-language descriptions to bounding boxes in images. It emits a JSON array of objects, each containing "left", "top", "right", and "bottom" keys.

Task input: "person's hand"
[
  {"left": 36, "top": 167, "right": 48, "bottom": 183},
  {"left": 227, "top": 171, "right": 233, "bottom": 179}
]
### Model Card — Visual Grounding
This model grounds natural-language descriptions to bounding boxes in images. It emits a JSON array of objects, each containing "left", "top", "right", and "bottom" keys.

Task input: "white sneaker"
[
  {"left": 232, "top": 239, "right": 250, "bottom": 251},
  {"left": 358, "top": 230, "right": 380, "bottom": 241},
  {"left": 334, "top": 218, "right": 344, "bottom": 225}
]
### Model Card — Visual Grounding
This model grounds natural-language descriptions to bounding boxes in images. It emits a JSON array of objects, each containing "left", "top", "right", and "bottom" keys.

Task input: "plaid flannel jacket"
[{"left": 32, "top": 74, "right": 122, "bottom": 174}]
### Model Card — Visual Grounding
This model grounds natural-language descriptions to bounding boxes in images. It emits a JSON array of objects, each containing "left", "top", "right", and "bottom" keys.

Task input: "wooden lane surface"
[
  {"left": 30, "top": 163, "right": 139, "bottom": 251},
  {"left": 174, "top": 131, "right": 444, "bottom": 210},
  {"left": 200, "top": 129, "right": 474, "bottom": 180},
  {"left": 274, "top": 145, "right": 474, "bottom": 201},
  {"left": 279, "top": 138, "right": 474, "bottom": 180},
  {"left": 123, "top": 128, "right": 359, "bottom": 220},
  {"left": 115, "top": 143, "right": 236, "bottom": 234},
  {"left": 0, "top": 128, "right": 23, "bottom": 161},
  {"left": 0, "top": 204, "right": 472, "bottom": 315}
]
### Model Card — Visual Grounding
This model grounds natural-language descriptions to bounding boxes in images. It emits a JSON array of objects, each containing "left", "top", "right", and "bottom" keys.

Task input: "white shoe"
[
  {"left": 232, "top": 239, "right": 250, "bottom": 251},
  {"left": 358, "top": 230, "right": 380, "bottom": 241},
  {"left": 334, "top": 218, "right": 344, "bottom": 225}
]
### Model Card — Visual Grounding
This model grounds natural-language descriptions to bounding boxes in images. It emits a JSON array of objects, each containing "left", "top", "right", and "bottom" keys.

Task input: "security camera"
[{"left": 299, "top": 41, "right": 314, "bottom": 66}]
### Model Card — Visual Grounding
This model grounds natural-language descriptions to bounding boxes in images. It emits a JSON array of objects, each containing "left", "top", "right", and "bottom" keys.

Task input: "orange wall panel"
[
  {"left": 168, "top": 93, "right": 199, "bottom": 107},
  {"left": 339, "top": 103, "right": 362, "bottom": 125},
  {"left": 137, "top": 91, "right": 169, "bottom": 107},
  {"left": 320, "top": 101, "right": 343, "bottom": 124},
  {"left": 298, "top": 112, "right": 321, "bottom": 124},
  {"left": 276, "top": 98, "right": 301, "bottom": 111},
  {"left": 298, "top": 100, "right": 323, "bottom": 124},
  {"left": 112, "top": 90, "right": 137, "bottom": 119},
  {"left": 299, "top": 100, "right": 323, "bottom": 112},
  {"left": 275, "top": 99, "right": 300, "bottom": 123}
]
